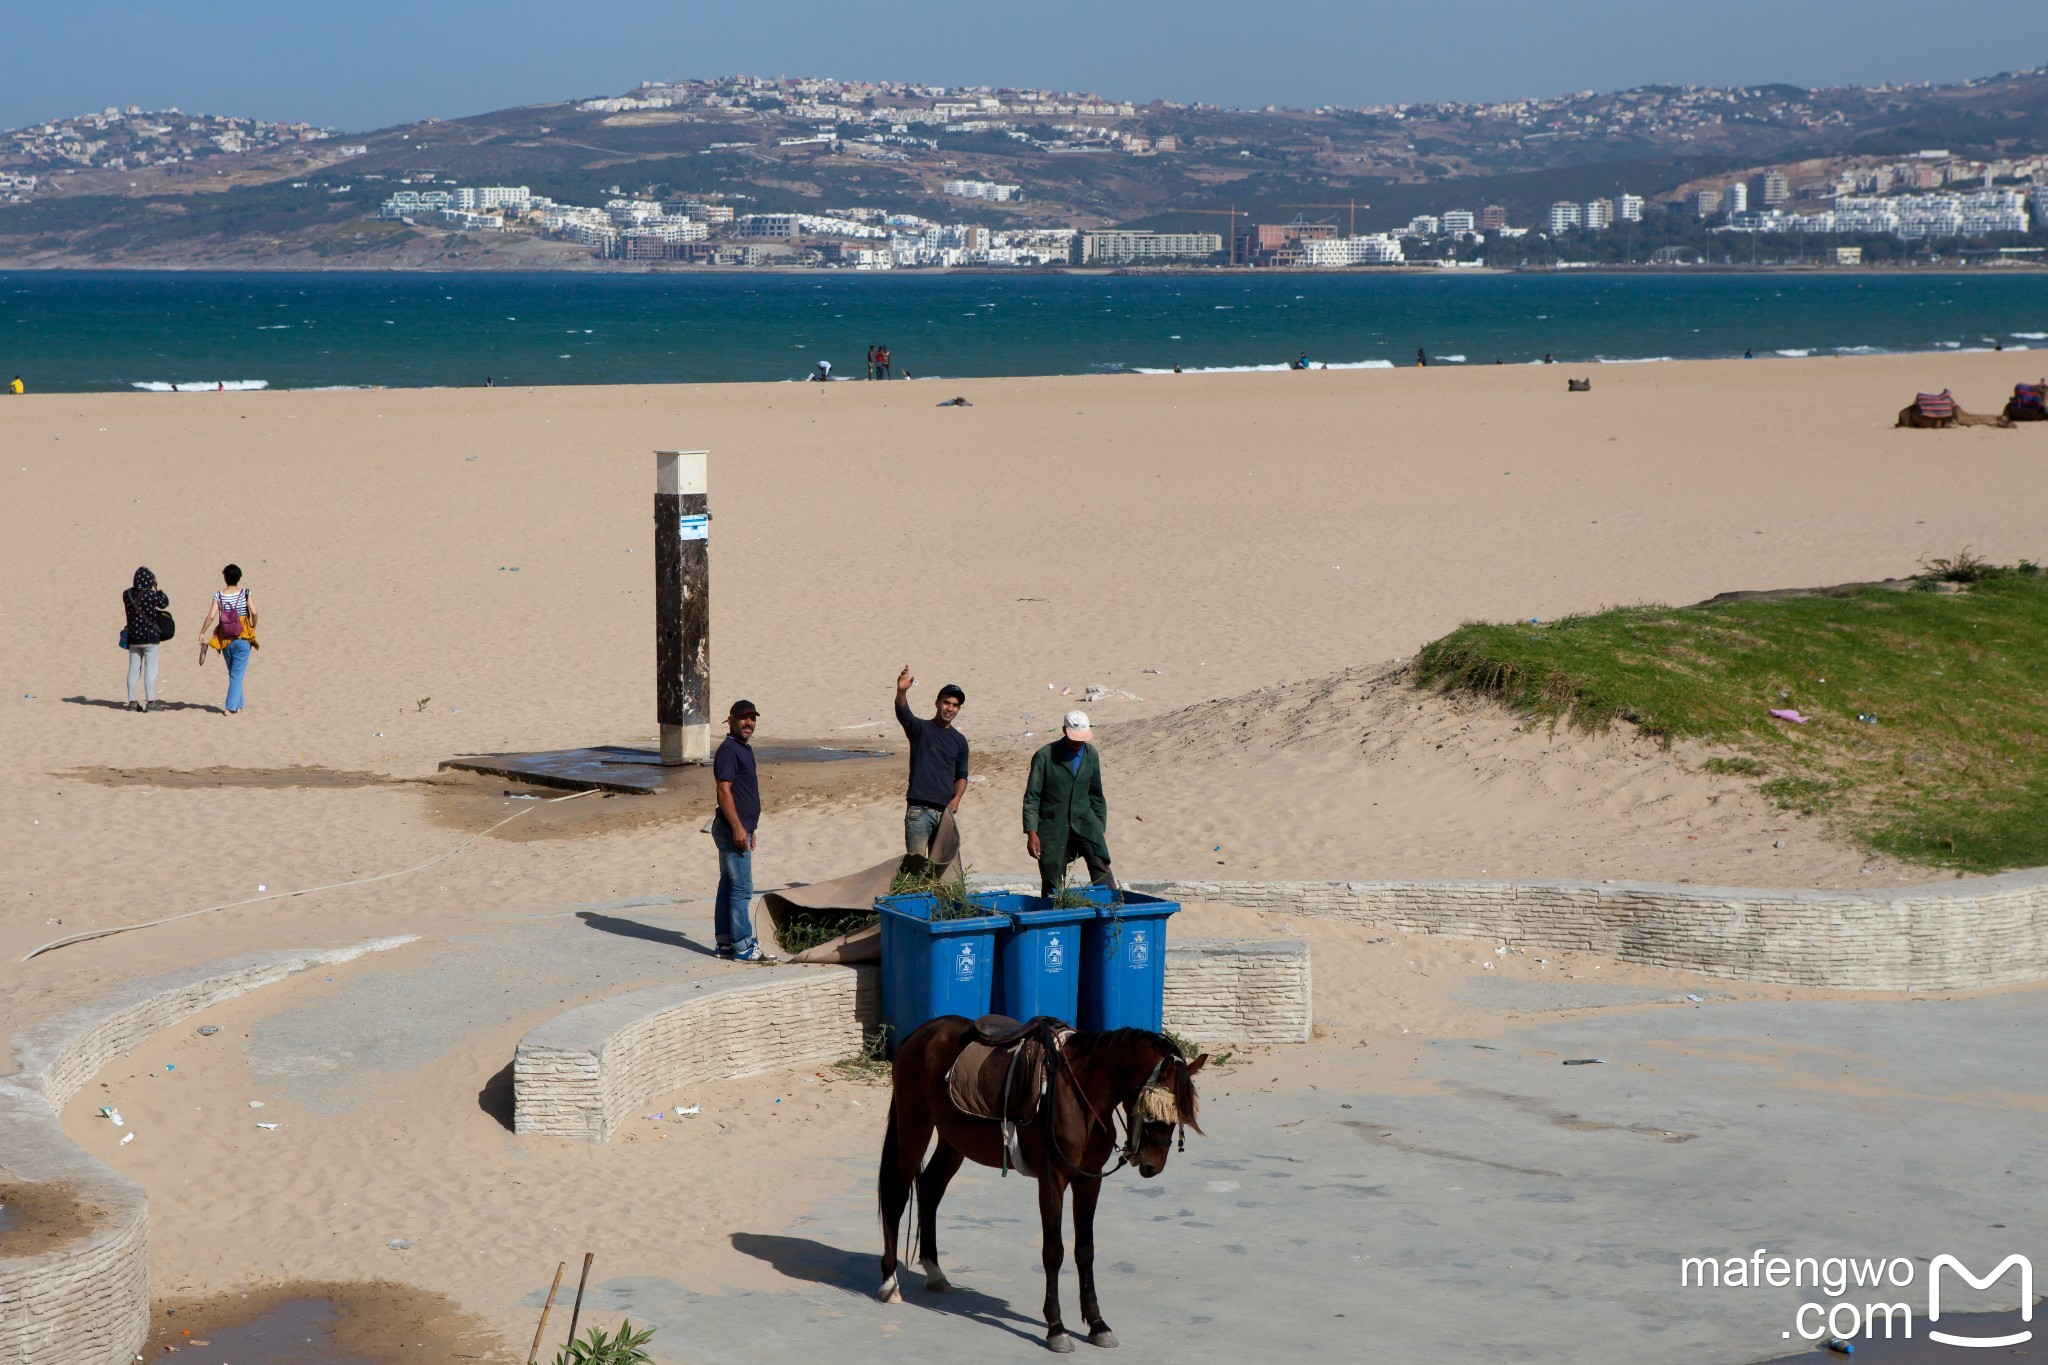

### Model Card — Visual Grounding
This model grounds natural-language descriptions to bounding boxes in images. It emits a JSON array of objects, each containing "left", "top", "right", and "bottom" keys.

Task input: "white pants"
[{"left": 126, "top": 643, "right": 160, "bottom": 703}]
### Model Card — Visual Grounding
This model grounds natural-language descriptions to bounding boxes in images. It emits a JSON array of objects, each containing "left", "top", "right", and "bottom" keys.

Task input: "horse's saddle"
[{"left": 946, "top": 1015, "right": 1065, "bottom": 1125}]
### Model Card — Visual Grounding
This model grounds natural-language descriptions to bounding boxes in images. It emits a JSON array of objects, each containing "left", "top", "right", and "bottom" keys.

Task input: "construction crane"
[{"left": 1281, "top": 198, "right": 1371, "bottom": 236}]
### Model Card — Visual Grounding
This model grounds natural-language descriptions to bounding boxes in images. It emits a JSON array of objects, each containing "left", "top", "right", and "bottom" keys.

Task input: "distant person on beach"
[
  {"left": 712, "top": 698, "right": 774, "bottom": 962},
  {"left": 121, "top": 567, "right": 171, "bottom": 712},
  {"left": 1744, "top": 348, "right": 1754, "bottom": 359},
  {"left": 485, "top": 376, "right": 495, "bottom": 387},
  {"left": 866, "top": 345, "right": 877, "bottom": 380},
  {"left": 878, "top": 345, "right": 893, "bottom": 379},
  {"left": 811, "top": 359, "right": 832, "bottom": 382},
  {"left": 1023, "top": 710, "right": 1115, "bottom": 897},
  {"left": 1416, "top": 347, "right": 1428, "bottom": 367},
  {"left": 1543, "top": 353, "right": 1555, "bottom": 365},
  {"left": 894, "top": 667, "right": 969, "bottom": 861},
  {"left": 9, "top": 376, "right": 22, "bottom": 394},
  {"left": 198, "top": 563, "right": 258, "bottom": 715},
  {"left": 1292, "top": 352, "right": 1310, "bottom": 370}
]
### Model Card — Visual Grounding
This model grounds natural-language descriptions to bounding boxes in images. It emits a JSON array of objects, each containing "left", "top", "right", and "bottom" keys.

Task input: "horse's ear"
[{"left": 1186, "top": 1054, "right": 1208, "bottom": 1075}]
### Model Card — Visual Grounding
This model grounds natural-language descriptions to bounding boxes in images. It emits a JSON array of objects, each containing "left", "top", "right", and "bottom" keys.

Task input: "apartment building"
[
  {"left": 1617, "top": 193, "right": 1644, "bottom": 222},
  {"left": 1547, "top": 201, "right": 1583, "bottom": 233},
  {"left": 1439, "top": 209, "right": 1476, "bottom": 234},
  {"left": 1583, "top": 198, "right": 1614, "bottom": 230},
  {"left": 1079, "top": 229, "right": 1223, "bottom": 263},
  {"left": 1479, "top": 204, "right": 1508, "bottom": 230},
  {"left": 1723, "top": 182, "right": 1749, "bottom": 214},
  {"left": 1299, "top": 235, "right": 1405, "bottom": 266}
]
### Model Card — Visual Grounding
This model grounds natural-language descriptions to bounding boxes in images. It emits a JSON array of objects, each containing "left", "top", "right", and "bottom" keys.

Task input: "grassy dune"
[{"left": 1416, "top": 563, "right": 2048, "bottom": 873}]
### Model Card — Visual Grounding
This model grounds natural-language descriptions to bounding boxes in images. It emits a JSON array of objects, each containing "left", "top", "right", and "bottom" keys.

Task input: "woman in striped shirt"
[{"left": 198, "top": 563, "right": 259, "bottom": 714}]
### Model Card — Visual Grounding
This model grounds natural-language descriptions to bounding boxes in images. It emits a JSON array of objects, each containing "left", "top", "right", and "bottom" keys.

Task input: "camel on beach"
[
  {"left": 1896, "top": 402, "right": 2011, "bottom": 429},
  {"left": 2005, "top": 382, "right": 2048, "bottom": 423}
]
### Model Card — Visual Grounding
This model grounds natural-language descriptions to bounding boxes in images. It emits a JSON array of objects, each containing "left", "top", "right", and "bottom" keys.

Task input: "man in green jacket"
[{"left": 1023, "top": 710, "right": 1115, "bottom": 896}]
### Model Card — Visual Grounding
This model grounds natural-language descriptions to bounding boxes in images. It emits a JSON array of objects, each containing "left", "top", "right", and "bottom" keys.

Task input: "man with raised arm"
[{"left": 894, "top": 666, "right": 969, "bottom": 861}]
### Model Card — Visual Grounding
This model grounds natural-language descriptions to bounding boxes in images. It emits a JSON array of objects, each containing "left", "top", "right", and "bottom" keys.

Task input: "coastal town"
[{"left": 3, "top": 68, "right": 2047, "bottom": 268}]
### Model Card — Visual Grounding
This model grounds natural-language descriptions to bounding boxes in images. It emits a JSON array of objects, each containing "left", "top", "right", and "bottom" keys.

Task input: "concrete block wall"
[
  {"left": 515, "top": 966, "right": 882, "bottom": 1143},
  {"left": 1126, "top": 874, "right": 2048, "bottom": 992},
  {"left": 1164, "top": 939, "right": 1312, "bottom": 1045},
  {"left": 514, "top": 942, "right": 1318, "bottom": 1143},
  {"left": 0, "top": 937, "right": 414, "bottom": 1365}
]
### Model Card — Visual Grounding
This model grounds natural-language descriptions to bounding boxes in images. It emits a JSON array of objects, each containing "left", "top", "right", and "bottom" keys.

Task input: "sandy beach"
[{"left": 5, "top": 349, "right": 2047, "bottom": 1352}]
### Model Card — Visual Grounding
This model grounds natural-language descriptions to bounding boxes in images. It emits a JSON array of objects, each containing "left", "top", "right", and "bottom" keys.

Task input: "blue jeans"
[
  {"left": 904, "top": 804, "right": 945, "bottom": 858},
  {"left": 711, "top": 819, "right": 757, "bottom": 954},
  {"left": 222, "top": 639, "right": 253, "bottom": 713}
]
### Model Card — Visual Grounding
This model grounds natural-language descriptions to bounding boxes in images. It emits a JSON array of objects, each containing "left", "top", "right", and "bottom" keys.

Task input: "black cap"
[
  {"left": 937, "top": 684, "right": 966, "bottom": 705},
  {"left": 727, "top": 699, "right": 760, "bottom": 718}
]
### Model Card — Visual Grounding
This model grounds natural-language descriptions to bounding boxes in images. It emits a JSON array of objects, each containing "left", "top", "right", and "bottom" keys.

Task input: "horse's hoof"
[
  {"left": 879, "top": 1285, "right": 903, "bottom": 1304},
  {"left": 1047, "top": 1330, "right": 1077, "bottom": 1353},
  {"left": 1088, "top": 1329, "right": 1120, "bottom": 1349},
  {"left": 925, "top": 1273, "right": 952, "bottom": 1292}
]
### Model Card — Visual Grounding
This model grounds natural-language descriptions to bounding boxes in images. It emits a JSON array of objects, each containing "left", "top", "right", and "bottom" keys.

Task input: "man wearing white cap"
[{"left": 1022, "top": 710, "right": 1114, "bottom": 897}]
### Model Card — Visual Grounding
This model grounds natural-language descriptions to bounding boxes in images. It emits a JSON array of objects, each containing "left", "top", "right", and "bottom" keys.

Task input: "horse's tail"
[{"left": 878, "top": 1093, "right": 918, "bottom": 1258}]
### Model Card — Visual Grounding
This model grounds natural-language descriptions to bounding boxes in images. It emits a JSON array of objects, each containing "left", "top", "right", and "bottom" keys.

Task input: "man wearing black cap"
[
  {"left": 711, "top": 699, "right": 775, "bottom": 962},
  {"left": 894, "top": 665, "right": 970, "bottom": 861}
]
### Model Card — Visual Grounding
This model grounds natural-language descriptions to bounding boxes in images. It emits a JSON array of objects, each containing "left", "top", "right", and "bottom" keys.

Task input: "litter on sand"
[
  {"left": 936, "top": 396, "right": 973, "bottom": 407},
  {"left": 1561, "top": 1058, "right": 1607, "bottom": 1066},
  {"left": 1768, "top": 708, "right": 1810, "bottom": 724},
  {"left": 1685, "top": 993, "right": 1704, "bottom": 1002},
  {"left": 198, "top": 1025, "right": 220, "bottom": 1036},
  {"left": 256, "top": 1122, "right": 280, "bottom": 1131},
  {"left": 120, "top": 1132, "right": 135, "bottom": 1145},
  {"left": 387, "top": 1238, "right": 412, "bottom": 1250}
]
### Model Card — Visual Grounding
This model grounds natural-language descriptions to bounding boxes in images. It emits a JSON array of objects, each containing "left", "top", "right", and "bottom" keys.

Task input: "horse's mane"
[{"left": 1068, "top": 1027, "right": 1204, "bottom": 1134}]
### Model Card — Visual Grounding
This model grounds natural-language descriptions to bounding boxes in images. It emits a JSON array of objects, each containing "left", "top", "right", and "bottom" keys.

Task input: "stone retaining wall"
[
  {"left": 514, "top": 940, "right": 1319, "bottom": 1142},
  {"left": 0, "top": 937, "right": 414, "bottom": 1365},
  {"left": 515, "top": 966, "right": 882, "bottom": 1144},
  {"left": 1126, "top": 874, "right": 2048, "bottom": 992},
  {"left": 1164, "top": 940, "right": 1312, "bottom": 1046}
]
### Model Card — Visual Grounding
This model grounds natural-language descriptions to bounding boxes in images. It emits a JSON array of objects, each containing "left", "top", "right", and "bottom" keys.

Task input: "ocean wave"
[
  {"left": 1134, "top": 359, "right": 1396, "bottom": 375},
  {"left": 1835, "top": 346, "right": 1889, "bottom": 356},
  {"left": 130, "top": 380, "right": 269, "bottom": 393},
  {"left": 1436, "top": 354, "right": 1467, "bottom": 363},
  {"left": 1775, "top": 349, "right": 1812, "bottom": 358},
  {"left": 1592, "top": 356, "right": 1675, "bottom": 364},
  {"left": 2013, "top": 332, "right": 2048, "bottom": 340}
]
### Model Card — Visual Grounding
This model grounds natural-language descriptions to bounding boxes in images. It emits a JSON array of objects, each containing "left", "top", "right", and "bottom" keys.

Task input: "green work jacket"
[{"left": 1022, "top": 741, "right": 1109, "bottom": 858}]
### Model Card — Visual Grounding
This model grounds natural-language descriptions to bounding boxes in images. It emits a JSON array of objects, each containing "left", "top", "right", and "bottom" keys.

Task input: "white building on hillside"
[
  {"left": 1617, "top": 193, "right": 1645, "bottom": 222},
  {"left": 1547, "top": 201, "right": 1582, "bottom": 234},
  {"left": 1584, "top": 198, "right": 1614, "bottom": 230},
  {"left": 1439, "top": 209, "right": 1476, "bottom": 234}
]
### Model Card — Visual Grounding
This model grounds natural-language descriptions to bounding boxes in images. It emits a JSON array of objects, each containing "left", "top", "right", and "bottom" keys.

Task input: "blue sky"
[{"left": 4, "top": 0, "right": 2044, "bottom": 131}]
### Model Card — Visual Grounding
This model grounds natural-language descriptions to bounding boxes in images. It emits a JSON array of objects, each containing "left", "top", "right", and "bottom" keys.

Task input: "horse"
[{"left": 877, "top": 1015, "right": 1206, "bottom": 1353}]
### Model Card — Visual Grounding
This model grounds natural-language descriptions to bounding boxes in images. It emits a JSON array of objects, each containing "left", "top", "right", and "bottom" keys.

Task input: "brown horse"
[{"left": 878, "top": 1016, "right": 1206, "bottom": 1352}]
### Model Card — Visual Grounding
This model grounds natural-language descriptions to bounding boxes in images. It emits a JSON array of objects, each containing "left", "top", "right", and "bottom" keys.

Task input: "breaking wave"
[{"left": 130, "top": 380, "right": 270, "bottom": 393}]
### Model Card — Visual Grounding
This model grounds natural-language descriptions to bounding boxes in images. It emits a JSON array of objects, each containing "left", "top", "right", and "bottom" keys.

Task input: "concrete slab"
[
  {"left": 553, "top": 990, "right": 2048, "bottom": 1364},
  {"left": 246, "top": 904, "right": 720, "bottom": 1114}
]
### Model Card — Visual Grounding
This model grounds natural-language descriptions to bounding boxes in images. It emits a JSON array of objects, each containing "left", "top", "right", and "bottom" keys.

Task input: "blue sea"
[{"left": 2, "top": 270, "right": 2046, "bottom": 393}]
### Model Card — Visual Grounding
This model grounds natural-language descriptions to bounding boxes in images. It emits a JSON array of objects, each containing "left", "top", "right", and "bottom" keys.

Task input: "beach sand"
[{"left": 5, "top": 350, "right": 2046, "bottom": 1347}]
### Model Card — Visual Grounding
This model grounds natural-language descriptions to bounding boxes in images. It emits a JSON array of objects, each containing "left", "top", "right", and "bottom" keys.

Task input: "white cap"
[{"left": 1061, "top": 710, "right": 1092, "bottom": 741}]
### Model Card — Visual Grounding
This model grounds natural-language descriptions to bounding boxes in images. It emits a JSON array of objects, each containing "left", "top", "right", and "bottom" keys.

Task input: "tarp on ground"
[{"left": 762, "top": 810, "right": 960, "bottom": 963}]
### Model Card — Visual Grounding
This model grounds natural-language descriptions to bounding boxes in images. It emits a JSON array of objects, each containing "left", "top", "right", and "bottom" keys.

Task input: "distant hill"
[{"left": 2, "top": 66, "right": 2045, "bottom": 268}]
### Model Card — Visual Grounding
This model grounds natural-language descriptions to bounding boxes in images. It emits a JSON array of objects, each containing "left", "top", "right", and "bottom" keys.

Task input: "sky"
[{"left": 3, "top": 0, "right": 2044, "bottom": 132}]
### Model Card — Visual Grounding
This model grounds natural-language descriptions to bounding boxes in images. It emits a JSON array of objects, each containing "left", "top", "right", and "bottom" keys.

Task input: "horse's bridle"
[{"left": 1043, "top": 1046, "right": 1184, "bottom": 1182}]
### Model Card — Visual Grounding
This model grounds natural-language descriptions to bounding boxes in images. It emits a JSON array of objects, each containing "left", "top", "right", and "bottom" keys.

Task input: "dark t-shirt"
[
  {"left": 897, "top": 701, "right": 969, "bottom": 809},
  {"left": 713, "top": 734, "right": 761, "bottom": 832}
]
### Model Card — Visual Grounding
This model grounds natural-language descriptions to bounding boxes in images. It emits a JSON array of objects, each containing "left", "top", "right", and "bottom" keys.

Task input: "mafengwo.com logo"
[{"left": 1681, "top": 1248, "right": 2033, "bottom": 1347}]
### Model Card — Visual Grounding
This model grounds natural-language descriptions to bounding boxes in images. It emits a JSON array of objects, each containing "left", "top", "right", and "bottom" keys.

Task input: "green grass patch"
[
  {"left": 1413, "top": 567, "right": 2048, "bottom": 873},
  {"left": 888, "top": 864, "right": 988, "bottom": 920}
]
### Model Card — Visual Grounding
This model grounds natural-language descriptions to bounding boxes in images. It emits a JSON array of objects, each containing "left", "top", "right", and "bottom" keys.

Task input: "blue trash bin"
[
  {"left": 877, "top": 892, "right": 1008, "bottom": 1055},
  {"left": 991, "top": 893, "right": 1092, "bottom": 1025},
  {"left": 1078, "top": 889, "right": 1181, "bottom": 1033}
]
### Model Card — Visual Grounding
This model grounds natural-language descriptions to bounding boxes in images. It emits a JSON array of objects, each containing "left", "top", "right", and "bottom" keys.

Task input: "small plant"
[
  {"left": 552, "top": 1319, "right": 656, "bottom": 1365},
  {"left": 1700, "top": 756, "right": 1766, "bottom": 777},
  {"left": 415, "top": 695, "right": 432, "bottom": 712},
  {"left": 1916, "top": 548, "right": 2005, "bottom": 585},
  {"left": 777, "top": 909, "right": 876, "bottom": 954},
  {"left": 831, "top": 1025, "right": 894, "bottom": 1084},
  {"left": 889, "top": 863, "right": 985, "bottom": 920}
]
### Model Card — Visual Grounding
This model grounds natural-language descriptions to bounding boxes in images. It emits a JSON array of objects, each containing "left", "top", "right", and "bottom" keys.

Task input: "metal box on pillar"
[{"left": 655, "top": 450, "right": 711, "bottom": 766}]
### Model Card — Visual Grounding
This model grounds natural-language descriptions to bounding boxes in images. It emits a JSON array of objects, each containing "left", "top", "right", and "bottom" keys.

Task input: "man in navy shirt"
[
  {"left": 894, "top": 666, "right": 970, "bottom": 861},
  {"left": 712, "top": 699, "right": 775, "bottom": 961}
]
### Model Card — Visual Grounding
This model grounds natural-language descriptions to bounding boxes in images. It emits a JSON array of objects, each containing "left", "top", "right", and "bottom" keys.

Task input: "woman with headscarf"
[{"left": 121, "top": 567, "right": 171, "bottom": 712}]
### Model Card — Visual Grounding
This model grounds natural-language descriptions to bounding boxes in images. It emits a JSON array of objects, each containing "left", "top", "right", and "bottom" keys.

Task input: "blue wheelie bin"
[
  {"left": 990, "top": 892, "right": 1092, "bottom": 1026},
  {"left": 876, "top": 892, "right": 1008, "bottom": 1055},
  {"left": 1077, "top": 889, "right": 1181, "bottom": 1033}
]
